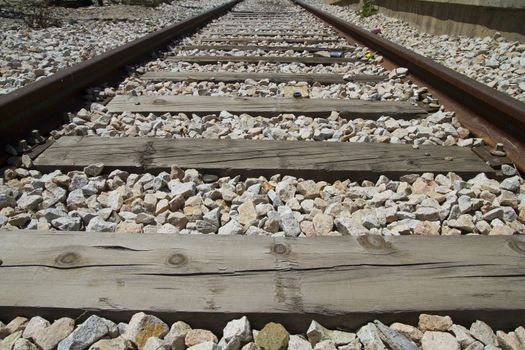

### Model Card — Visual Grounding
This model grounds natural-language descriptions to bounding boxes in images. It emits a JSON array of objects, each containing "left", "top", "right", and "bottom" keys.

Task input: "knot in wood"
[
  {"left": 153, "top": 98, "right": 167, "bottom": 105},
  {"left": 508, "top": 238, "right": 525, "bottom": 255},
  {"left": 272, "top": 243, "right": 290, "bottom": 255},
  {"left": 55, "top": 252, "right": 80, "bottom": 266},
  {"left": 167, "top": 253, "right": 187, "bottom": 267},
  {"left": 357, "top": 234, "right": 390, "bottom": 251}
]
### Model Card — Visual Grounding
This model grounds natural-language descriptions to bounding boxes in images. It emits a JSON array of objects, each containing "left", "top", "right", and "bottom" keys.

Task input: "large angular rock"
[
  {"left": 449, "top": 324, "right": 476, "bottom": 348},
  {"left": 421, "top": 331, "right": 460, "bottom": 350},
  {"left": 164, "top": 321, "right": 192, "bottom": 350},
  {"left": 218, "top": 219, "right": 244, "bottom": 235},
  {"left": 496, "top": 330, "right": 523, "bottom": 350},
  {"left": 288, "top": 335, "right": 312, "bottom": 350},
  {"left": 307, "top": 321, "right": 329, "bottom": 345},
  {"left": 312, "top": 213, "right": 333, "bottom": 235},
  {"left": 122, "top": 313, "right": 169, "bottom": 350},
  {"left": 22, "top": 317, "right": 50, "bottom": 341},
  {"left": 185, "top": 330, "right": 218, "bottom": 347},
  {"left": 223, "top": 316, "right": 252, "bottom": 344},
  {"left": 469, "top": 321, "right": 497, "bottom": 346},
  {"left": 57, "top": 315, "right": 110, "bottom": 350},
  {"left": 356, "top": 323, "right": 386, "bottom": 350},
  {"left": 389, "top": 324, "right": 423, "bottom": 343},
  {"left": 373, "top": 321, "right": 417, "bottom": 350},
  {"left": 277, "top": 206, "right": 300, "bottom": 237},
  {"left": 238, "top": 202, "right": 257, "bottom": 225},
  {"left": 255, "top": 323, "right": 289, "bottom": 350},
  {"left": 33, "top": 318, "right": 75, "bottom": 350},
  {"left": 418, "top": 314, "right": 453, "bottom": 332}
]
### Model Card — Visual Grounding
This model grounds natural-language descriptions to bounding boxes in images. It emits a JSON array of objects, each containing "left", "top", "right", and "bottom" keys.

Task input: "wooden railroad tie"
[
  {"left": 33, "top": 137, "right": 494, "bottom": 180},
  {"left": 141, "top": 71, "right": 385, "bottom": 84},
  {"left": 197, "top": 37, "right": 343, "bottom": 44},
  {"left": 201, "top": 31, "right": 337, "bottom": 37},
  {"left": 167, "top": 55, "right": 355, "bottom": 65},
  {"left": 0, "top": 232, "right": 523, "bottom": 332},
  {"left": 178, "top": 44, "right": 353, "bottom": 53},
  {"left": 105, "top": 95, "right": 426, "bottom": 119}
]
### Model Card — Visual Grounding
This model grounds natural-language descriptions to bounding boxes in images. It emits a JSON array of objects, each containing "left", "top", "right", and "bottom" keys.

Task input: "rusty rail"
[
  {"left": 294, "top": 0, "right": 525, "bottom": 171},
  {"left": 0, "top": 0, "right": 239, "bottom": 158}
]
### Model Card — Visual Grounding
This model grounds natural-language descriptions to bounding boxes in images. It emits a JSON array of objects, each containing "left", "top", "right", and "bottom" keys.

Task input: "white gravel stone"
[
  {"left": 356, "top": 323, "right": 386, "bottom": 350},
  {"left": 421, "top": 331, "right": 460, "bottom": 350},
  {"left": 218, "top": 219, "right": 244, "bottom": 235}
]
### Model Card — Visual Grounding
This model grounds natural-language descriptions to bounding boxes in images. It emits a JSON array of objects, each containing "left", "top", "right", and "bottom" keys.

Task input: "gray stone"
[
  {"left": 501, "top": 165, "right": 517, "bottom": 176},
  {"left": 86, "top": 217, "right": 116, "bottom": 232},
  {"left": 223, "top": 316, "right": 252, "bottom": 343},
  {"left": 17, "top": 193, "right": 42, "bottom": 211},
  {"left": 307, "top": 321, "right": 329, "bottom": 346},
  {"left": 22, "top": 317, "right": 50, "bottom": 341},
  {"left": 356, "top": 324, "right": 386, "bottom": 350},
  {"left": 470, "top": 321, "right": 497, "bottom": 346},
  {"left": 164, "top": 321, "right": 191, "bottom": 350},
  {"left": 277, "top": 205, "right": 300, "bottom": 237},
  {"left": 33, "top": 318, "right": 75, "bottom": 350},
  {"left": 0, "top": 186, "right": 16, "bottom": 209},
  {"left": 57, "top": 315, "right": 110, "bottom": 350},
  {"left": 449, "top": 324, "right": 476, "bottom": 348},
  {"left": 483, "top": 208, "right": 504, "bottom": 221},
  {"left": 501, "top": 176, "right": 520, "bottom": 193},
  {"left": 83, "top": 164, "right": 104, "bottom": 177},
  {"left": 52, "top": 216, "right": 82, "bottom": 231},
  {"left": 334, "top": 217, "right": 369, "bottom": 236},
  {"left": 421, "top": 331, "right": 460, "bottom": 350},
  {"left": 168, "top": 181, "right": 196, "bottom": 198},
  {"left": 288, "top": 335, "right": 312, "bottom": 350},
  {"left": 415, "top": 207, "right": 440, "bottom": 221},
  {"left": 373, "top": 320, "right": 417, "bottom": 350},
  {"left": 218, "top": 219, "right": 244, "bottom": 235}
]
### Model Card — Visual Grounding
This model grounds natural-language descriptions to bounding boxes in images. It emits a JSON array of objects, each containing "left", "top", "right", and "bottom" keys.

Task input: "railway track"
[{"left": 0, "top": 0, "right": 525, "bottom": 348}]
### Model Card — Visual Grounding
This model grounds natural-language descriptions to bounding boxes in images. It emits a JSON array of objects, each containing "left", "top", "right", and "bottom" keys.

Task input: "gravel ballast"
[
  {"left": 0, "top": 0, "right": 229, "bottom": 95},
  {"left": 0, "top": 313, "right": 523, "bottom": 350}
]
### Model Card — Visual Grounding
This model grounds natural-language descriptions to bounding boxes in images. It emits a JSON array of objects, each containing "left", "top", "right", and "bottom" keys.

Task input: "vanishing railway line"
[{"left": 0, "top": 0, "right": 524, "bottom": 347}]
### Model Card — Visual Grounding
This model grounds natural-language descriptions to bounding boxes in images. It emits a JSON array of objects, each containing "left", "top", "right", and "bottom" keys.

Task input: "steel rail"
[
  {"left": 0, "top": 0, "right": 239, "bottom": 158},
  {"left": 294, "top": 0, "right": 525, "bottom": 171}
]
